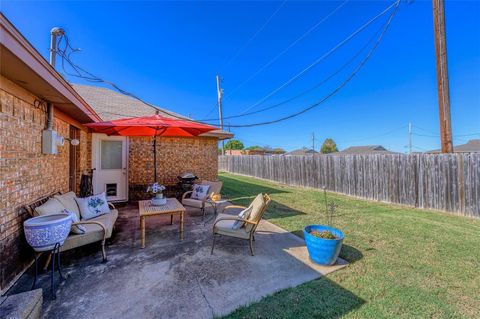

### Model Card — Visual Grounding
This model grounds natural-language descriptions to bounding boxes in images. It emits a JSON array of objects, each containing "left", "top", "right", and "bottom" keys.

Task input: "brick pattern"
[
  {"left": 128, "top": 136, "right": 218, "bottom": 200},
  {"left": 0, "top": 77, "right": 89, "bottom": 291}
]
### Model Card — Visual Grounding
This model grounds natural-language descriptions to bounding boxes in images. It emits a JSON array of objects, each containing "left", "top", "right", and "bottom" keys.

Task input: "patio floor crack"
[{"left": 195, "top": 276, "right": 214, "bottom": 318}]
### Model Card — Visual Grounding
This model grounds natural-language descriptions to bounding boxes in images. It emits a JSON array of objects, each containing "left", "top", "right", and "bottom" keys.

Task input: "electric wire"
[
  {"left": 231, "top": 0, "right": 399, "bottom": 117},
  {"left": 223, "top": 0, "right": 349, "bottom": 100},
  {"left": 226, "top": 0, "right": 401, "bottom": 127},
  {"left": 219, "top": 0, "right": 287, "bottom": 73},
  {"left": 200, "top": 23, "right": 384, "bottom": 122},
  {"left": 56, "top": 0, "right": 400, "bottom": 129}
]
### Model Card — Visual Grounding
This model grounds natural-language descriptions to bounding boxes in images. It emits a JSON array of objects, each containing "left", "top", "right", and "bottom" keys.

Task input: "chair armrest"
[
  {"left": 182, "top": 191, "right": 193, "bottom": 200},
  {"left": 213, "top": 216, "right": 257, "bottom": 229},
  {"left": 108, "top": 202, "right": 116, "bottom": 209},
  {"left": 73, "top": 221, "right": 107, "bottom": 241}
]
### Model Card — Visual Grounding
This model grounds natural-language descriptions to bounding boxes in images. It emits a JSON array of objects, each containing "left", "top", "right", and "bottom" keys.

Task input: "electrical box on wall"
[{"left": 42, "top": 130, "right": 64, "bottom": 154}]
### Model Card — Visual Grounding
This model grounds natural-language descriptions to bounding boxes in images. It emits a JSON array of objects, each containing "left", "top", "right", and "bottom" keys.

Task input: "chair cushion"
[
  {"left": 214, "top": 214, "right": 250, "bottom": 239},
  {"left": 75, "top": 192, "right": 110, "bottom": 220},
  {"left": 191, "top": 184, "right": 210, "bottom": 200},
  {"left": 34, "top": 198, "right": 65, "bottom": 216},
  {"left": 54, "top": 192, "right": 80, "bottom": 219},
  {"left": 60, "top": 209, "right": 118, "bottom": 252},
  {"left": 182, "top": 198, "right": 204, "bottom": 209}
]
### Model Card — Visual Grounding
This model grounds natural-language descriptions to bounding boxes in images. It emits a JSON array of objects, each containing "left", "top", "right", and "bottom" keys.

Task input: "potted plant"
[
  {"left": 304, "top": 191, "right": 344, "bottom": 265},
  {"left": 147, "top": 182, "right": 166, "bottom": 206}
]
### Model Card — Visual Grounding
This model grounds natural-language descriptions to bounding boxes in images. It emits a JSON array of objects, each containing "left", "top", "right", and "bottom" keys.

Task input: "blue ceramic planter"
[
  {"left": 24, "top": 214, "right": 72, "bottom": 252},
  {"left": 304, "top": 225, "right": 344, "bottom": 266}
]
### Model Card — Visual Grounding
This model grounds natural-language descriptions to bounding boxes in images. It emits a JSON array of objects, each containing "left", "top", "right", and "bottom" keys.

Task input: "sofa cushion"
[
  {"left": 60, "top": 209, "right": 118, "bottom": 252},
  {"left": 34, "top": 198, "right": 65, "bottom": 216},
  {"left": 54, "top": 192, "right": 80, "bottom": 219},
  {"left": 75, "top": 192, "right": 110, "bottom": 220},
  {"left": 182, "top": 198, "right": 204, "bottom": 209}
]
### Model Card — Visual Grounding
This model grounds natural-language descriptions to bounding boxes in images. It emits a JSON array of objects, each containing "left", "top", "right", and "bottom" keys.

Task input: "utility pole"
[
  {"left": 408, "top": 122, "right": 412, "bottom": 154},
  {"left": 216, "top": 74, "right": 225, "bottom": 155},
  {"left": 312, "top": 132, "right": 315, "bottom": 151},
  {"left": 432, "top": 0, "right": 453, "bottom": 153}
]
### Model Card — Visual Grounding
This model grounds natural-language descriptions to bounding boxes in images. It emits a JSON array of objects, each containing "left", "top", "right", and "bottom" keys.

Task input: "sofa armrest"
[
  {"left": 108, "top": 202, "right": 116, "bottom": 210},
  {"left": 182, "top": 191, "right": 193, "bottom": 201}
]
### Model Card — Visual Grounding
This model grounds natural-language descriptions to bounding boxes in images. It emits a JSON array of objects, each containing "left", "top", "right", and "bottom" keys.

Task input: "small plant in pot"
[
  {"left": 304, "top": 190, "right": 344, "bottom": 265},
  {"left": 147, "top": 182, "right": 166, "bottom": 206}
]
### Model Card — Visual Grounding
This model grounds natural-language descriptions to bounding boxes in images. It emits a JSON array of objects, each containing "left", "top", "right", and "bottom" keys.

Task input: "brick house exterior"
[
  {"left": 0, "top": 15, "right": 232, "bottom": 292},
  {"left": 73, "top": 84, "right": 233, "bottom": 201}
]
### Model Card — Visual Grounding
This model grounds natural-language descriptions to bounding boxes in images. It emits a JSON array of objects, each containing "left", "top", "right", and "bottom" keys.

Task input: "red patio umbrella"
[{"left": 85, "top": 114, "right": 217, "bottom": 182}]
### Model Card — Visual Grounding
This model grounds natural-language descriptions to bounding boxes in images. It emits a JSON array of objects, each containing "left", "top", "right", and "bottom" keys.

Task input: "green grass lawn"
[{"left": 218, "top": 172, "right": 480, "bottom": 319}]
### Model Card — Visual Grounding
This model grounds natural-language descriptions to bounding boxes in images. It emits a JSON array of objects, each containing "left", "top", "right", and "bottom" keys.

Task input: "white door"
[{"left": 92, "top": 134, "right": 128, "bottom": 201}]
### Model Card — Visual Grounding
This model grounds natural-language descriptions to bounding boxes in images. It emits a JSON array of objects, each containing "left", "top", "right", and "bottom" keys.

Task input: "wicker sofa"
[{"left": 25, "top": 191, "right": 118, "bottom": 263}]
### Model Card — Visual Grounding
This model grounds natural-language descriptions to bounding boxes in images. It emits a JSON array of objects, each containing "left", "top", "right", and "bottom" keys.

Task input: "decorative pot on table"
[
  {"left": 24, "top": 214, "right": 72, "bottom": 252},
  {"left": 151, "top": 193, "right": 167, "bottom": 206},
  {"left": 304, "top": 225, "right": 344, "bottom": 266}
]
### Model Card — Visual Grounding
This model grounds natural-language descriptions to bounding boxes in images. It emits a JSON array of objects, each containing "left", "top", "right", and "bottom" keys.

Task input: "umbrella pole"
[{"left": 153, "top": 135, "right": 157, "bottom": 183}]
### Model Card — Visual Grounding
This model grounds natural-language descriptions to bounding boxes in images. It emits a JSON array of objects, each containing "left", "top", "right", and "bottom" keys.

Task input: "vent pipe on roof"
[
  {"left": 46, "top": 27, "right": 64, "bottom": 130},
  {"left": 42, "top": 27, "right": 65, "bottom": 154}
]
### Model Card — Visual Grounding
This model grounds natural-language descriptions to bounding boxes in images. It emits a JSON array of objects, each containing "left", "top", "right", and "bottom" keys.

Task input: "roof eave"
[{"left": 0, "top": 13, "right": 102, "bottom": 123}]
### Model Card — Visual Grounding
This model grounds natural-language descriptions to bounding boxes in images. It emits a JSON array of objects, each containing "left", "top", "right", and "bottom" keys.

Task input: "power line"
[
  {"left": 57, "top": 0, "right": 400, "bottom": 129},
  {"left": 200, "top": 23, "right": 384, "bottom": 122},
  {"left": 226, "top": 0, "right": 401, "bottom": 128},
  {"left": 232, "top": 0, "right": 399, "bottom": 117},
  {"left": 219, "top": 0, "right": 287, "bottom": 73},
  {"left": 224, "top": 0, "right": 350, "bottom": 100}
]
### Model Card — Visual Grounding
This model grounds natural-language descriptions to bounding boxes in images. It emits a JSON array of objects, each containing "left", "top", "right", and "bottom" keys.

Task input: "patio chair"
[
  {"left": 182, "top": 180, "right": 223, "bottom": 219},
  {"left": 211, "top": 193, "right": 271, "bottom": 256}
]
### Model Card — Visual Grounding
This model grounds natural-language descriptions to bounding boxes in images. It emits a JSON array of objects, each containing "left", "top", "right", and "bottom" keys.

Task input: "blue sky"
[{"left": 3, "top": 0, "right": 479, "bottom": 152}]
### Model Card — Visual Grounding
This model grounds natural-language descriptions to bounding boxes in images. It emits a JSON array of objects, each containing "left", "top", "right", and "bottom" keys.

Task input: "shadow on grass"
[{"left": 224, "top": 275, "right": 365, "bottom": 319}]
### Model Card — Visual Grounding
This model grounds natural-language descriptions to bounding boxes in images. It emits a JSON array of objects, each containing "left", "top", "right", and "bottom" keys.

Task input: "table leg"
[
  {"left": 180, "top": 211, "right": 184, "bottom": 240},
  {"left": 170, "top": 214, "right": 173, "bottom": 225},
  {"left": 140, "top": 216, "right": 145, "bottom": 248}
]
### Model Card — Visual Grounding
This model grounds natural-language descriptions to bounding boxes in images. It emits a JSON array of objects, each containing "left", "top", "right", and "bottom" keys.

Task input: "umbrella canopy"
[
  {"left": 85, "top": 114, "right": 217, "bottom": 137},
  {"left": 85, "top": 114, "right": 218, "bottom": 183}
]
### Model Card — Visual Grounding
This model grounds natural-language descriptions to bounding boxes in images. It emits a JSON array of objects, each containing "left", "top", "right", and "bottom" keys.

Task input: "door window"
[{"left": 101, "top": 140, "right": 123, "bottom": 169}]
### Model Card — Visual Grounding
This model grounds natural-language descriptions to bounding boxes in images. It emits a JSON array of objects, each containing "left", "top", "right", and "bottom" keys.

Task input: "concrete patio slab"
[{"left": 8, "top": 204, "right": 347, "bottom": 318}]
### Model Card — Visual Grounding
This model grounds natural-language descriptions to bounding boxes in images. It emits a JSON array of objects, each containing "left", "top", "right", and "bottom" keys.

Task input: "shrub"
[{"left": 310, "top": 230, "right": 337, "bottom": 239}]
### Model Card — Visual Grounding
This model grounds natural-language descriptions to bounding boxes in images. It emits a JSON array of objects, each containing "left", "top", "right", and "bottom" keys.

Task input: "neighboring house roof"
[
  {"left": 337, "top": 145, "right": 394, "bottom": 154},
  {"left": 0, "top": 14, "right": 101, "bottom": 123},
  {"left": 72, "top": 84, "right": 233, "bottom": 140},
  {"left": 285, "top": 147, "right": 318, "bottom": 156},
  {"left": 427, "top": 139, "right": 480, "bottom": 153}
]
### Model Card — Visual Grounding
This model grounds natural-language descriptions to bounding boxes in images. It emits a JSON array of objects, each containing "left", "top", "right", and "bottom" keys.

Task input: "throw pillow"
[
  {"left": 75, "top": 192, "right": 110, "bottom": 220},
  {"left": 54, "top": 192, "right": 81, "bottom": 219},
  {"left": 64, "top": 209, "right": 86, "bottom": 234},
  {"left": 232, "top": 206, "right": 253, "bottom": 230},
  {"left": 34, "top": 198, "right": 65, "bottom": 216},
  {"left": 191, "top": 184, "right": 210, "bottom": 200}
]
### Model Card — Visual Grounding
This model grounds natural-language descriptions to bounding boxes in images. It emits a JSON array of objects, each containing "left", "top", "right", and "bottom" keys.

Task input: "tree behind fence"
[{"left": 218, "top": 154, "right": 480, "bottom": 218}]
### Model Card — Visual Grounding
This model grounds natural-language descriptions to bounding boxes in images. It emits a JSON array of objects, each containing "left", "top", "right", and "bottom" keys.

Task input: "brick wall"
[
  {"left": 0, "top": 76, "right": 89, "bottom": 292},
  {"left": 128, "top": 136, "right": 218, "bottom": 200}
]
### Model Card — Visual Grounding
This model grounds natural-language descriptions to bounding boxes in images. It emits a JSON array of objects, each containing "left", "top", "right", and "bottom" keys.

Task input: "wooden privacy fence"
[{"left": 218, "top": 154, "right": 480, "bottom": 218}]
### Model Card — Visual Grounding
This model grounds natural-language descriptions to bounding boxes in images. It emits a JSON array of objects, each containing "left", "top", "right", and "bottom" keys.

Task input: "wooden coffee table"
[{"left": 139, "top": 198, "right": 185, "bottom": 248}]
